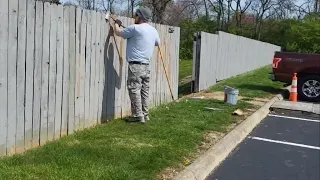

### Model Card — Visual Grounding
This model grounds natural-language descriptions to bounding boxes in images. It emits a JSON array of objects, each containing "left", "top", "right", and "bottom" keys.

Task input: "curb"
[{"left": 172, "top": 87, "right": 289, "bottom": 180}]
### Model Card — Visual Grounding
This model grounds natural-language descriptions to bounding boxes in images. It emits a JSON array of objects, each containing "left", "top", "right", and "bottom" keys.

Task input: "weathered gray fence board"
[
  {"left": 25, "top": 0, "right": 36, "bottom": 150},
  {"left": 74, "top": 7, "right": 81, "bottom": 130},
  {"left": 7, "top": 0, "right": 19, "bottom": 155},
  {"left": 48, "top": 4, "right": 58, "bottom": 142},
  {"left": 40, "top": 2, "right": 51, "bottom": 145},
  {"left": 89, "top": 11, "right": 97, "bottom": 124},
  {"left": 95, "top": 13, "right": 102, "bottom": 122},
  {"left": 175, "top": 28, "right": 180, "bottom": 99},
  {"left": 193, "top": 31, "right": 281, "bottom": 92},
  {"left": 84, "top": 13, "right": 92, "bottom": 127},
  {"left": 33, "top": 1, "right": 43, "bottom": 148},
  {"left": 0, "top": 1, "right": 180, "bottom": 157},
  {"left": 68, "top": 6, "right": 76, "bottom": 134},
  {"left": 0, "top": 0, "right": 9, "bottom": 156},
  {"left": 54, "top": 4, "right": 64, "bottom": 139},
  {"left": 97, "top": 14, "right": 105, "bottom": 121},
  {"left": 16, "top": 0, "right": 27, "bottom": 153},
  {"left": 61, "top": 6, "right": 70, "bottom": 136},
  {"left": 79, "top": 21, "right": 86, "bottom": 129}
]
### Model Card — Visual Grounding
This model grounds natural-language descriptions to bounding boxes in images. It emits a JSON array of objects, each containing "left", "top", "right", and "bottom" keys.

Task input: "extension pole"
[{"left": 157, "top": 46, "right": 175, "bottom": 101}]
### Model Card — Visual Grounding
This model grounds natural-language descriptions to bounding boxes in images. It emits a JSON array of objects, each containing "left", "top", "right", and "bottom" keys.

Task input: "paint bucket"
[{"left": 224, "top": 86, "right": 239, "bottom": 105}]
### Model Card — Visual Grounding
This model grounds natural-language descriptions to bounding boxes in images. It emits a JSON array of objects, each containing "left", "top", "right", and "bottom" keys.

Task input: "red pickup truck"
[{"left": 271, "top": 51, "right": 320, "bottom": 102}]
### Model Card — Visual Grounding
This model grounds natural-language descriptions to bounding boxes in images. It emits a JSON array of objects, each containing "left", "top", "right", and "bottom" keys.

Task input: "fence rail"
[
  {"left": 192, "top": 31, "right": 281, "bottom": 92},
  {"left": 0, "top": 0, "right": 180, "bottom": 156}
]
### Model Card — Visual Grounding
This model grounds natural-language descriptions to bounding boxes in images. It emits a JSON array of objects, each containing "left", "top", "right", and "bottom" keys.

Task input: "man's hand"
[{"left": 115, "top": 19, "right": 122, "bottom": 27}]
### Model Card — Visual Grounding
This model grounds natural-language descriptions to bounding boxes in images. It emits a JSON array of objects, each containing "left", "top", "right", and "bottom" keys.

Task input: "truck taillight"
[{"left": 273, "top": 58, "right": 282, "bottom": 68}]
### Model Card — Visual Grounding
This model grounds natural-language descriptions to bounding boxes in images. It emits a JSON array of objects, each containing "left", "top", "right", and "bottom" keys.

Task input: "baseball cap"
[{"left": 136, "top": 6, "right": 152, "bottom": 22}]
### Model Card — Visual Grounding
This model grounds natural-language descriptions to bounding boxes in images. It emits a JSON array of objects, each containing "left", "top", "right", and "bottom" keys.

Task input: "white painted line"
[
  {"left": 248, "top": 136, "right": 320, "bottom": 150},
  {"left": 268, "top": 114, "right": 320, "bottom": 123}
]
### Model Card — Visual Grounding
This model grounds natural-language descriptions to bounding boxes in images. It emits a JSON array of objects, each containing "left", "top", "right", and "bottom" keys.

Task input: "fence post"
[{"left": 192, "top": 32, "right": 201, "bottom": 93}]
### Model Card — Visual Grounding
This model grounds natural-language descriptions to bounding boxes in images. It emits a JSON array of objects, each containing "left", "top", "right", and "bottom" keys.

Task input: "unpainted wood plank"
[
  {"left": 47, "top": 3, "right": 58, "bottom": 142},
  {"left": 119, "top": 17, "right": 127, "bottom": 118},
  {"left": 33, "top": 1, "right": 44, "bottom": 148},
  {"left": 0, "top": 0, "right": 9, "bottom": 156},
  {"left": 100, "top": 18, "right": 109, "bottom": 120},
  {"left": 84, "top": 16, "right": 92, "bottom": 128},
  {"left": 113, "top": 18, "right": 121, "bottom": 119},
  {"left": 54, "top": 4, "right": 64, "bottom": 140},
  {"left": 101, "top": 14, "right": 109, "bottom": 118},
  {"left": 79, "top": 9, "right": 88, "bottom": 129},
  {"left": 7, "top": 0, "right": 19, "bottom": 156},
  {"left": 61, "top": 6, "right": 70, "bottom": 137},
  {"left": 176, "top": 28, "right": 181, "bottom": 99},
  {"left": 16, "top": 0, "right": 27, "bottom": 154},
  {"left": 94, "top": 12, "right": 101, "bottom": 122},
  {"left": 97, "top": 14, "right": 104, "bottom": 122},
  {"left": 150, "top": 22, "right": 156, "bottom": 108},
  {"left": 74, "top": 7, "right": 82, "bottom": 130},
  {"left": 89, "top": 11, "right": 97, "bottom": 125},
  {"left": 79, "top": 21, "right": 86, "bottom": 129},
  {"left": 24, "top": 0, "right": 36, "bottom": 151},
  {"left": 68, "top": 6, "right": 76, "bottom": 134},
  {"left": 124, "top": 18, "right": 131, "bottom": 116},
  {"left": 40, "top": 2, "right": 51, "bottom": 146}
]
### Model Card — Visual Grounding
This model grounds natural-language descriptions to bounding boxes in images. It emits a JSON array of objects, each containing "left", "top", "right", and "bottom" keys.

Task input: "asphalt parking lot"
[{"left": 207, "top": 109, "right": 320, "bottom": 180}]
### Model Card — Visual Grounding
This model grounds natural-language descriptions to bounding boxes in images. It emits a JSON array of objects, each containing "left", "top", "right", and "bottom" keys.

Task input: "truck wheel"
[{"left": 297, "top": 75, "right": 320, "bottom": 102}]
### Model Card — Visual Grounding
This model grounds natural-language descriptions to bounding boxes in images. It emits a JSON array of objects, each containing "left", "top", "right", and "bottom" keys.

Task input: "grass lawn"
[
  {"left": 178, "top": 60, "right": 193, "bottom": 97},
  {"left": 0, "top": 65, "right": 285, "bottom": 180},
  {"left": 179, "top": 60, "right": 193, "bottom": 81},
  {"left": 210, "top": 66, "right": 286, "bottom": 99}
]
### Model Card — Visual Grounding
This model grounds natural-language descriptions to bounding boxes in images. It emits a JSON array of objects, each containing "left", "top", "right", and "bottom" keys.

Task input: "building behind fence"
[
  {"left": 192, "top": 31, "right": 281, "bottom": 92},
  {"left": 0, "top": 0, "right": 180, "bottom": 156}
]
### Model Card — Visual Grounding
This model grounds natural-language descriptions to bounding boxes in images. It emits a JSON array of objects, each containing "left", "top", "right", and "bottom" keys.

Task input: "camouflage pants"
[{"left": 127, "top": 63, "right": 150, "bottom": 119}]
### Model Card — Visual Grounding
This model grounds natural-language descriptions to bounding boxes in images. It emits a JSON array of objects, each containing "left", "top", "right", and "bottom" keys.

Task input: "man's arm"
[{"left": 114, "top": 23, "right": 136, "bottom": 39}]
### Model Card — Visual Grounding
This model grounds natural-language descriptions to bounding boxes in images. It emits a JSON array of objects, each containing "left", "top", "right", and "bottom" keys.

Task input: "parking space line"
[
  {"left": 268, "top": 114, "right": 320, "bottom": 123},
  {"left": 248, "top": 136, "right": 320, "bottom": 150}
]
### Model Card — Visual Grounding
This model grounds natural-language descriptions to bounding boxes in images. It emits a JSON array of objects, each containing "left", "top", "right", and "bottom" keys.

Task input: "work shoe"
[{"left": 126, "top": 116, "right": 145, "bottom": 124}]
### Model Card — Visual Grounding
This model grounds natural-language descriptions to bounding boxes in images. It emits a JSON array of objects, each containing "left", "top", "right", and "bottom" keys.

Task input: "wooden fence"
[
  {"left": 192, "top": 31, "right": 281, "bottom": 92},
  {"left": 0, "top": 0, "right": 180, "bottom": 156}
]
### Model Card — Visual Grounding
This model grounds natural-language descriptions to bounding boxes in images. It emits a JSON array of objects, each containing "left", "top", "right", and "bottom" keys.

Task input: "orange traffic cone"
[{"left": 289, "top": 73, "right": 298, "bottom": 102}]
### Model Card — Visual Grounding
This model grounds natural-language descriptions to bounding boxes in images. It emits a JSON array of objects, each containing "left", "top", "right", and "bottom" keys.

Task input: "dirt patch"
[
  {"left": 179, "top": 75, "right": 192, "bottom": 85},
  {"left": 178, "top": 91, "right": 269, "bottom": 108}
]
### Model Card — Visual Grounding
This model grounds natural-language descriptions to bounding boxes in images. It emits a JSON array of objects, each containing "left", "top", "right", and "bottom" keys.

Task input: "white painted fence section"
[
  {"left": 192, "top": 31, "right": 281, "bottom": 92},
  {"left": 0, "top": 0, "right": 180, "bottom": 157}
]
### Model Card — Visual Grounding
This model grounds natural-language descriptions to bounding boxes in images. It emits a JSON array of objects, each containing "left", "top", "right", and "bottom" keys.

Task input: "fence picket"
[
  {"left": 33, "top": 1, "right": 44, "bottom": 148},
  {"left": 0, "top": 0, "right": 9, "bottom": 156},
  {"left": 61, "top": 5, "right": 70, "bottom": 137},
  {"left": 16, "top": 0, "right": 27, "bottom": 153},
  {"left": 40, "top": 2, "right": 51, "bottom": 145},
  {"left": 25, "top": 0, "right": 36, "bottom": 151},
  {"left": 54, "top": 4, "right": 64, "bottom": 139},
  {"left": 68, "top": 6, "right": 76, "bottom": 134},
  {"left": 7, "top": 0, "right": 19, "bottom": 155},
  {"left": 48, "top": 3, "right": 58, "bottom": 142}
]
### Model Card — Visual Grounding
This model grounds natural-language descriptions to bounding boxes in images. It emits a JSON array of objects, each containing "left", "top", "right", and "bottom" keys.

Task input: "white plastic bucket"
[{"left": 224, "top": 86, "right": 239, "bottom": 105}]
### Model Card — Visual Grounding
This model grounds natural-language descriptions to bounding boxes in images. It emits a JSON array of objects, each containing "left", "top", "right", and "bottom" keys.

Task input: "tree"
[{"left": 37, "top": 0, "right": 61, "bottom": 4}]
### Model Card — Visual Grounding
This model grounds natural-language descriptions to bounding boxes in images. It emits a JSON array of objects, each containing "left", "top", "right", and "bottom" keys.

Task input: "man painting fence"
[{"left": 112, "top": 7, "right": 160, "bottom": 124}]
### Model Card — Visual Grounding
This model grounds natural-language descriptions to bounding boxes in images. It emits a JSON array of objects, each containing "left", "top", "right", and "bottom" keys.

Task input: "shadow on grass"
[{"left": 178, "top": 81, "right": 192, "bottom": 97}]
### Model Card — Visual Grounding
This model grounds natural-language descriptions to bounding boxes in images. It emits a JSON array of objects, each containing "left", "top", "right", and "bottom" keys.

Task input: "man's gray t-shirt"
[{"left": 119, "top": 23, "right": 160, "bottom": 64}]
